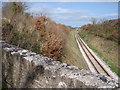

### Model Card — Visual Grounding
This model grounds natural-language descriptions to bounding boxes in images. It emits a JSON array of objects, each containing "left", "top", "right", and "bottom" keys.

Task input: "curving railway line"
[{"left": 75, "top": 33, "right": 118, "bottom": 80}]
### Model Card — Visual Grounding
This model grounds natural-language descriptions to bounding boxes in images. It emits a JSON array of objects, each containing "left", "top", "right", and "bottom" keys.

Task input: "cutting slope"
[
  {"left": 79, "top": 19, "right": 119, "bottom": 76},
  {"left": 62, "top": 30, "right": 88, "bottom": 69}
]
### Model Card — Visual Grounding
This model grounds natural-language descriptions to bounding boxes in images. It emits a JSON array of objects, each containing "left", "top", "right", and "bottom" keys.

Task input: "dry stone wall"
[{"left": 1, "top": 41, "right": 119, "bottom": 89}]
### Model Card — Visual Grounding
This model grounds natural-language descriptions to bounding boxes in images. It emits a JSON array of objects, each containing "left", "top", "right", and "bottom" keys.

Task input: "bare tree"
[
  {"left": 99, "top": 18, "right": 107, "bottom": 24},
  {"left": 91, "top": 17, "right": 97, "bottom": 24}
]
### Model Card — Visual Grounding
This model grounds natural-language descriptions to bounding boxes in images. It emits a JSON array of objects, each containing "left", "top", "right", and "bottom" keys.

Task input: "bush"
[
  {"left": 35, "top": 16, "right": 65, "bottom": 60},
  {"left": 2, "top": 2, "right": 70, "bottom": 60},
  {"left": 2, "top": 2, "right": 26, "bottom": 19},
  {"left": 80, "top": 19, "right": 119, "bottom": 43},
  {"left": 2, "top": 19, "right": 13, "bottom": 40}
]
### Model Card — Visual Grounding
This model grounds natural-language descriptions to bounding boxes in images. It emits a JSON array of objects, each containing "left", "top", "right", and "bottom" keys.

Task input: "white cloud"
[
  {"left": 90, "top": 13, "right": 118, "bottom": 20},
  {"left": 1, "top": 1, "right": 118, "bottom": 27},
  {"left": 54, "top": 8, "right": 70, "bottom": 14},
  {"left": 26, "top": 3, "right": 118, "bottom": 27},
  {"left": 104, "top": 13, "right": 118, "bottom": 17}
]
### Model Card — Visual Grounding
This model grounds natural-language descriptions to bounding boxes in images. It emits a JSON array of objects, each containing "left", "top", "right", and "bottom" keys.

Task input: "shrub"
[
  {"left": 2, "top": 19, "right": 13, "bottom": 40},
  {"left": 2, "top": 2, "right": 70, "bottom": 60},
  {"left": 35, "top": 16, "right": 69, "bottom": 60},
  {"left": 80, "top": 19, "right": 119, "bottom": 43}
]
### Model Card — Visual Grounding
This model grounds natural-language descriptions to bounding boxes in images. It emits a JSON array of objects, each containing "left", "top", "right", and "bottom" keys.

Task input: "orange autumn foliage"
[{"left": 35, "top": 16, "right": 70, "bottom": 60}]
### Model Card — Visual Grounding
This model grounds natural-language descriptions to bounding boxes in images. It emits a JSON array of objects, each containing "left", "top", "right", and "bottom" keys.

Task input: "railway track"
[{"left": 75, "top": 33, "right": 118, "bottom": 80}]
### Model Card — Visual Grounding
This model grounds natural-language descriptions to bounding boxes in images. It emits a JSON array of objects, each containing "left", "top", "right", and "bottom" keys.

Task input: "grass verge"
[
  {"left": 79, "top": 32, "right": 120, "bottom": 77},
  {"left": 62, "top": 30, "right": 88, "bottom": 69}
]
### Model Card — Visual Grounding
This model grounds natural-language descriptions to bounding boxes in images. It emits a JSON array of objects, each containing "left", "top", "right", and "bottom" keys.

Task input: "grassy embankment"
[
  {"left": 79, "top": 23, "right": 120, "bottom": 77},
  {"left": 62, "top": 30, "right": 88, "bottom": 69},
  {"left": 2, "top": 2, "right": 71, "bottom": 61}
]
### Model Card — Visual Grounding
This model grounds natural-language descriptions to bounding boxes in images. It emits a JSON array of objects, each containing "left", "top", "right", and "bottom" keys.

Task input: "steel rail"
[
  {"left": 76, "top": 34, "right": 111, "bottom": 77},
  {"left": 76, "top": 35, "right": 99, "bottom": 73}
]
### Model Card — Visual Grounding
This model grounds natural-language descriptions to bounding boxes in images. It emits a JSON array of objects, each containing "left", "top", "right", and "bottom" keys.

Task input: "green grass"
[
  {"left": 62, "top": 30, "right": 88, "bottom": 69},
  {"left": 91, "top": 48, "right": 119, "bottom": 77},
  {"left": 79, "top": 33, "right": 120, "bottom": 77}
]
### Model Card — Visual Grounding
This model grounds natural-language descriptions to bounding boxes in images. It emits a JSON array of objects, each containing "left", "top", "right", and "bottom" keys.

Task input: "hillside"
[
  {"left": 80, "top": 19, "right": 119, "bottom": 43},
  {"left": 79, "top": 19, "right": 120, "bottom": 76},
  {"left": 62, "top": 30, "right": 88, "bottom": 69},
  {"left": 2, "top": 2, "right": 71, "bottom": 61},
  {"left": 2, "top": 2, "right": 87, "bottom": 70}
]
